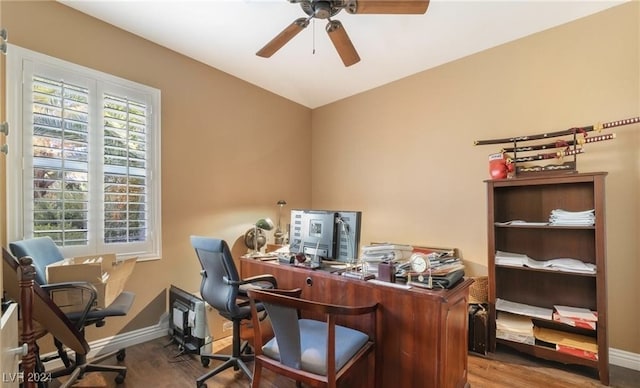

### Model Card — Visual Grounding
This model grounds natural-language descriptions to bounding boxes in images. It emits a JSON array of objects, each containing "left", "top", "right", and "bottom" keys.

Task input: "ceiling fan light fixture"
[{"left": 313, "top": 1, "right": 333, "bottom": 19}]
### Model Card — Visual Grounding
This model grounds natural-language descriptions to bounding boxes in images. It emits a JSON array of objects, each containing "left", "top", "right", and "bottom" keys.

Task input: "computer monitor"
[{"left": 289, "top": 209, "right": 362, "bottom": 264}]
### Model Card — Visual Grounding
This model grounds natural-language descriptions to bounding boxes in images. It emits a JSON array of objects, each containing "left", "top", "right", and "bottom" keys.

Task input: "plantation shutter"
[
  {"left": 31, "top": 75, "right": 90, "bottom": 246},
  {"left": 12, "top": 46, "right": 160, "bottom": 259},
  {"left": 102, "top": 94, "right": 148, "bottom": 244}
]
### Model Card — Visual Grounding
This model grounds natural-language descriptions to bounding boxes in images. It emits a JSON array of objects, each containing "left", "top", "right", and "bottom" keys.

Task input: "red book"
[
  {"left": 552, "top": 312, "right": 597, "bottom": 330},
  {"left": 556, "top": 344, "right": 598, "bottom": 361}
]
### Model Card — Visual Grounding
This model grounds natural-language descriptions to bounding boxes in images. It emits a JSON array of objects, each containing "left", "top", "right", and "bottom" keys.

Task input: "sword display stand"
[
  {"left": 475, "top": 117, "right": 638, "bottom": 178},
  {"left": 508, "top": 130, "right": 581, "bottom": 177}
]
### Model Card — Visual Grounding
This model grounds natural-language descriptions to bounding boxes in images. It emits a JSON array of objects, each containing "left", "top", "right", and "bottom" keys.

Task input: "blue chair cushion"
[
  {"left": 262, "top": 318, "right": 369, "bottom": 376},
  {"left": 10, "top": 237, "right": 65, "bottom": 285}
]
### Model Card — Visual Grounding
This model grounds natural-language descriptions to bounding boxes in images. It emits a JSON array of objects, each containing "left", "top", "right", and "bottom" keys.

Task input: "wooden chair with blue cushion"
[{"left": 247, "top": 288, "right": 377, "bottom": 388}]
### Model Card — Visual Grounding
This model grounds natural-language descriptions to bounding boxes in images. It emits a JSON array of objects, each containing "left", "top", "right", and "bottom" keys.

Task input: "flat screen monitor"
[{"left": 289, "top": 209, "right": 361, "bottom": 263}]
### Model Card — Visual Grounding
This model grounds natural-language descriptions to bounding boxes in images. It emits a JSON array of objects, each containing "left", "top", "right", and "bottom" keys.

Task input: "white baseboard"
[
  {"left": 610, "top": 347, "right": 640, "bottom": 371},
  {"left": 42, "top": 318, "right": 170, "bottom": 371}
]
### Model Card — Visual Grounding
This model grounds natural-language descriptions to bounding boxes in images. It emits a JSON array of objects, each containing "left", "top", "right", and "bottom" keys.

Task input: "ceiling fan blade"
[
  {"left": 347, "top": 0, "right": 430, "bottom": 14},
  {"left": 326, "top": 20, "right": 360, "bottom": 67},
  {"left": 256, "top": 18, "right": 309, "bottom": 58}
]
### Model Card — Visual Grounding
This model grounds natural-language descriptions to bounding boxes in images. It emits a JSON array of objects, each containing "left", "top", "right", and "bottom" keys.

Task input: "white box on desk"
[
  {"left": 46, "top": 253, "right": 136, "bottom": 310},
  {"left": 193, "top": 291, "right": 232, "bottom": 340}
]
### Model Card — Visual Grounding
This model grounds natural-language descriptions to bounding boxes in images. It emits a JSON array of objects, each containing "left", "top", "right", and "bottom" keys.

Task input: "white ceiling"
[{"left": 59, "top": 0, "right": 626, "bottom": 109}]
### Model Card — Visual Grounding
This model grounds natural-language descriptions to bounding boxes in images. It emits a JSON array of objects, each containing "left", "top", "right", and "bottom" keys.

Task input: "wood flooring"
[{"left": 52, "top": 336, "right": 639, "bottom": 388}]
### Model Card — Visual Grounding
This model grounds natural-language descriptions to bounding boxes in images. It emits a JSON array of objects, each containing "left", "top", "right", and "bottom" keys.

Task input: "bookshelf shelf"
[
  {"left": 495, "top": 339, "right": 599, "bottom": 368},
  {"left": 495, "top": 264, "right": 598, "bottom": 278},
  {"left": 486, "top": 172, "right": 608, "bottom": 385}
]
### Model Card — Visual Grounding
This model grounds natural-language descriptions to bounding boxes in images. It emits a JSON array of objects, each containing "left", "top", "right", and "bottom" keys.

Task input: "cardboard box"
[
  {"left": 193, "top": 291, "right": 232, "bottom": 340},
  {"left": 46, "top": 253, "right": 136, "bottom": 310}
]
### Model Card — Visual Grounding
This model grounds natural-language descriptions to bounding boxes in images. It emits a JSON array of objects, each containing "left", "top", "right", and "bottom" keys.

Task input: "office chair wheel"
[
  {"left": 200, "top": 356, "right": 210, "bottom": 367},
  {"left": 116, "top": 349, "right": 126, "bottom": 361},
  {"left": 115, "top": 370, "right": 126, "bottom": 384},
  {"left": 196, "top": 382, "right": 207, "bottom": 388}
]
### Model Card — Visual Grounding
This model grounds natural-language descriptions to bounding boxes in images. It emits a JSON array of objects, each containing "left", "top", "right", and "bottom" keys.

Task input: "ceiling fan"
[{"left": 256, "top": 0, "right": 430, "bottom": 67}]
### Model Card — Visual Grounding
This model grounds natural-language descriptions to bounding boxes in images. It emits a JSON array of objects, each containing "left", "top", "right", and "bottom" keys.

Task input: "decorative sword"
[
  {"left": 474, "top": 117, "right": 638, "bottom": 146},
  {"left": 502, "top": 133, "right": 616, "bottom": 153},
  {"left": 508, "top": 148, "right": 583, "bottom": 164}
]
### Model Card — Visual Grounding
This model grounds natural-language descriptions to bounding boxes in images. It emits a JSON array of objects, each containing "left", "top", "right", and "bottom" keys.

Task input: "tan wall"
[
  {"left": 1, "top": 0, "right": 312, "bottom": 343},
  {"left": 312, "top": 2, "right": 639, "bottom": 353},
  {"left": 1, "top": 0, "right": 638, "bottom": 357}
]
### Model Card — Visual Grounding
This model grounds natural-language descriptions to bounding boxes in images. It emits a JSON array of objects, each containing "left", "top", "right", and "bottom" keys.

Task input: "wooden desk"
[{"left": 241, "top": 258, "right": 472, "bottom": 388}]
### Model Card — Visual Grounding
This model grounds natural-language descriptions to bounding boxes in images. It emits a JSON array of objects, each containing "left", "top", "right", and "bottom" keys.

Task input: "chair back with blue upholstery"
[
  {"left": 190, "top": 236, "right": 243, "bottom": 319},
  {"left": 190, "top": 235, "right": 278, "bottom": 386},
  {"left": 9, "top": 237, "right": 133, "bottom": 384},
  {"left": 247, "top": 288, "right": 378, "bottom": 388},
  {"left": 10, "top": 236, "right": 64, "bottom": 285}
]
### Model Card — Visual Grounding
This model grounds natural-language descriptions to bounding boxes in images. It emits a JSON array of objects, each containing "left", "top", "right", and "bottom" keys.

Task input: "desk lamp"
[
  {"left": 244, "top": 218, "right": 275, "bottom": 256},
  {"left": 274, "top": 200, "right": 287, "bottom": 245}
]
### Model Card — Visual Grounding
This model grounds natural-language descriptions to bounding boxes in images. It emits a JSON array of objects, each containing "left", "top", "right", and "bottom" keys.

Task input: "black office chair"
[
  {"left": 190, "top": 236, "right": 278, "bottom": 388},
  {"left": 9, "top": 236, "right": 135, "bottom": 384},
  {"left": 3, "top": 248, "right": 91, "bottom": 388}
]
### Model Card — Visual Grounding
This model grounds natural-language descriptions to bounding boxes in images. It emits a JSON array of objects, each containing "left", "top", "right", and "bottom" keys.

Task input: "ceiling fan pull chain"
[{"left": 312, "top": 18, "right": 316, "bottom": 55}]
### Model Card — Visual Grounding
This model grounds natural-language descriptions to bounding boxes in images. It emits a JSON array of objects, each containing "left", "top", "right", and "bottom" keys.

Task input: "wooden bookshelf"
[{"left": 486, "top": 172, "right": 608, "bottom": 385}]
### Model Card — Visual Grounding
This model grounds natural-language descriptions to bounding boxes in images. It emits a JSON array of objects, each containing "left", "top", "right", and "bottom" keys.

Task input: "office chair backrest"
[
  {"left": 2, "top": 247, "right": 89, "bottom": 355},
  {"left": 190, "top": 236, "right": 241, "bottom": 316},
  {"left": 10, "top": 236, "right": 65, "bottom": 285}
]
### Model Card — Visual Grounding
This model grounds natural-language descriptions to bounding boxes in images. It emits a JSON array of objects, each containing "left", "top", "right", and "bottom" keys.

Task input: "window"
[{"left": 7, "top": 45, "right": 161, "bottom": 260}]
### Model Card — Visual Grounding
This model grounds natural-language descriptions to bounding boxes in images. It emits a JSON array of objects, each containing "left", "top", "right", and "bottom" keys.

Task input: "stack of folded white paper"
[
  {"left": 496, "top": 311, "right": 535, "bottom": 345},
  {"left": 549, "top": 209, "right": 595, "bottom": 226},
  {"left": 495, "top": 251, "right": 531, "bottom": 266}
]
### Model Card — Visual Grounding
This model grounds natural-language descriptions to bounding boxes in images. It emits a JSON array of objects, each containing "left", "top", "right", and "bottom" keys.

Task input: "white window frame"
[{"left": 6, "top": 44, "right": 162, "bottom": 261}]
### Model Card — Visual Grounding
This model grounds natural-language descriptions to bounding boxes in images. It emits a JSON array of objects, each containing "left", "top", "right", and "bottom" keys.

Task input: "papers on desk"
[
  {"left": 360, "top": 244, "right": 414, "bottom": 263},
  {"left": 495, "top": 251, "right": 596, "bottom": 274},
  {"left": 360, "top": 244, "right": 414, "bottom": 278}
]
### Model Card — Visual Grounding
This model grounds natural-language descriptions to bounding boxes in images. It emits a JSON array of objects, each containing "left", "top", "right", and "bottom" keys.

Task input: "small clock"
[
  {"left": 410, "top": 253, "right": 429, "bottom": 280},
  {"left": 409, "top": 253, "right": 432, "bottom": 287}
]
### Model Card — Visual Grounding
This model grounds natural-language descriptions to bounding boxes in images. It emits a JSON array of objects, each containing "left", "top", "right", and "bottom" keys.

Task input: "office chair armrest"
[
  {"left": 224, "top": 274, "right": 278, "bottom": 289},
  {"left": 41, "top": 281, "right": 98, "bottom": 331},
  {"left": 240, "top": 274, "right": 278, "bottom": 288}
]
